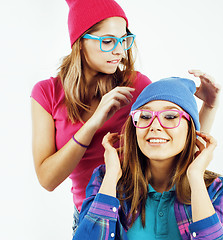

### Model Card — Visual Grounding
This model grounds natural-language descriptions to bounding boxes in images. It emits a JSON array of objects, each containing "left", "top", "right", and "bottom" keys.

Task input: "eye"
[
  {"left": 102, "top": 40, "right": 112, "bottom": 44},
  {"left": 102, "top": 38, "right": 115, "bottom": 45},
  {"left": 163, "top": 112, "right": 179, "bottom": 120},
  {"left": 140, "top": 113, "right": 152, "bottom": 120},
  {"left": 164, "top": 114, "right": 177, "bottom": 119}
]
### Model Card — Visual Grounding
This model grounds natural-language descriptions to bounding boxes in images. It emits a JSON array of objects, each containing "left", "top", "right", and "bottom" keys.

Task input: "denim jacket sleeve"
[{"left": 73, "top": 165, "right": 128, "bottom": 240}]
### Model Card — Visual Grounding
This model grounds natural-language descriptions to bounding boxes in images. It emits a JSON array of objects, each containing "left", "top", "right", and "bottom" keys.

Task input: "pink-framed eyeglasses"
[{"left": 130, "top": 109, "right": 190, "bottom": 129}]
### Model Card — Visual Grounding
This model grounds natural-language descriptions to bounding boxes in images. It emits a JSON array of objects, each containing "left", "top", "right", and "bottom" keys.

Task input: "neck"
[
  {"left": 81, "top": 68, "right": 99, "bottom": 101},
  {"left": 82, "top": 59, "right": 100, "bottom": 88},
  {"left": 84, "top": 71, "right": 97, "bottom": 87},
  {"left": 149, "top": 158, "right": 175, "bottom": 193}
]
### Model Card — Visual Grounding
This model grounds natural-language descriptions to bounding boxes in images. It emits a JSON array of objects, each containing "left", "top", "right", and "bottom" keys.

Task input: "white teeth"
[{"left": 149, "top": 139, "right": 167, "bottom": 143}]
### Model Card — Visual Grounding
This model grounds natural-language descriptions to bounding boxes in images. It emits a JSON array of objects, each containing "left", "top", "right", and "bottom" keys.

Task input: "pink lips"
[{"left": 107, "top": 59, "right": 121, "bottom": 64}]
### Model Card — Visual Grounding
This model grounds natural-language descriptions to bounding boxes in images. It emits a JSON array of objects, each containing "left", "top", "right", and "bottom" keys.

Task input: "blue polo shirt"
[{"left": 127, "top": 185, "right": 182, "bottom": 239}]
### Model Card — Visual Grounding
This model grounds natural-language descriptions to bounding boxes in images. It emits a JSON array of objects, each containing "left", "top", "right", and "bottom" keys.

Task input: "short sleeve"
[
  {"left": 31, "top": 79, "right": 54, "bottom": 114},
  {"left": 135, "top": 72, "right": 152, "bottom": 88},
  {"left": 134, "top": 72, "right": 152, "bottom": 96}
]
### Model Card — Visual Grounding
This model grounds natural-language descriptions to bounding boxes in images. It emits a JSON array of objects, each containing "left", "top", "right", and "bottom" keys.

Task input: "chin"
[
  {"left": 103, "top": 68, "right": 117, "bottom": 75},
  {"left": 102, "top": 65, "right": 119, "bottom": 74}
]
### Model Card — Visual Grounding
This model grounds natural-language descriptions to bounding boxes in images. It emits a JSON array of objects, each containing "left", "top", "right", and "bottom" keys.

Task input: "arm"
[
  {"left": 187, "top": 132, "right": 217, "bottom": 222},
  {"left": 74, "top": 193, "right": 121, "bottom": 240},
  {"left": 31, "top": 86, "right": 134, "bottom": 191},
  {"left": 74, "top": 165, "right": 125, "bottom": 240},
  {"left": 31, "top": 98, "right": 97, "bottom": 191},
  {"left": 74, "top": 133, "right": 125, "bottom": 240},
  {"left": 98, "top": 132, "right": 122, "bottom": 197},
  {"left": 188, "top": 70, "right": 221, "bottom": 133},
  {"left": 187, "top": 132, "right": 223, "bottom": 239}
]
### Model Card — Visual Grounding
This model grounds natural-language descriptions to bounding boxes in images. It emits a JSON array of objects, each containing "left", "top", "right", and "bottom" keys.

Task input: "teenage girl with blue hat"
[
  {"left": 31, "top": 0, "right": 220, "bottom": 236},
  {"left": 74, "top": 77, "right": 222, "bottom": 240}
]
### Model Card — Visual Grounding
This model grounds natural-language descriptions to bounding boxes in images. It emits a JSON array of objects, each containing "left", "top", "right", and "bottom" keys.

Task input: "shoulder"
[
  {"left": 134, "top": 71, "right": 152, "bottom": 87},
  {"left": 133, "top": 71, "right": 152, "bottom": 95},
  {"left": 131, "top": 72, "right": 152, "bottom": 101},
  {"left": 31, "top": 76, "right": 62, "bottom": 96},
  {"left": 31, "top": 76, "right": 64, "bottom": 114}
]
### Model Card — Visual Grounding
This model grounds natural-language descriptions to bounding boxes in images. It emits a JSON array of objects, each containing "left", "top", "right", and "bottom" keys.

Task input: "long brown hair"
[
  {"left": 118, "top": 116, "right": 219, "bottom": 228},
  {"left": 58, "top": 19, "right": 136, "bottom": 123}
]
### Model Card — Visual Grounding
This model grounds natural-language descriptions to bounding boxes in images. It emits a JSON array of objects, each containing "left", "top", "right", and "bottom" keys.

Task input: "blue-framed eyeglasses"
[{"left": 82, "top": 33, "right": 136, "bottom": 52}]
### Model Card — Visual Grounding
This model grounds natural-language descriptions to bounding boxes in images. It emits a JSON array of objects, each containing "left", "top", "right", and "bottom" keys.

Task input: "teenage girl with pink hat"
[{"left": 31, "top": 0, "right": 220, "bottom": 236}]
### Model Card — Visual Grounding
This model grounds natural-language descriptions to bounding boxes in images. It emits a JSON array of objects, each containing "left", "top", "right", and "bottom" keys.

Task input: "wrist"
[
  {"left": 203, "top": 102, "right": 217, "bottom": 109},
  {"left": 105, "top": 170, "right": 122, "bottom": 184},
  {"left": 202, "top": 94, "right": 220, "bottom": 109},
  {"left": 187, "top": 171, "right": 204, "bottom": 186},
  {"left": 87, "top": 115, "right": 102, "bottom": 131}
]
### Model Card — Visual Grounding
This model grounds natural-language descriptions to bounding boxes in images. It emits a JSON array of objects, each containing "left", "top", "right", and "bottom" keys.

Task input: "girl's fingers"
[
  {"left": 101, "top": 87, "right": 135, "bottom": 111},
  {"left": 188, "top": 69, "right": 204, "bottom": 77},
  {"left": 196, "top": 131, "right": 217, "bottom": 150},
  {"left": 112, "top": 92, "right": 132, "bottom": 105},
  {"left": 102, "top": 132, "right": 119, "bottom": 148},
  {"left": 189, "top": 70, "right": 221, "bottom": 107},
  {"left": 189, "top": 69, "right": 215, "bottom": 84},
  {"left": 107, "top": 132, "right": 119, "bottom": 145},
  {"left": 112, "top": 87, "right": 135, "bottom": 102},
  {"left": 201, "top": 73, "right": 215, "bottom": 84},
  {"left": 195, "top": 138, "right": 205, "bottom": 152},
  {"left": 189, "top": 69, "right": 221, "bottom": 91},
  {"left": 188, "top": 69, "right": 201, "bottom": 75}
]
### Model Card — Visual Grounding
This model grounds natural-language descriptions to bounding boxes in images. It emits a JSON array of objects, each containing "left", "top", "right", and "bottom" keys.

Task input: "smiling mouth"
[
  {"left": 107, "top": 59, "right": 120, "bottom": 64},
  {"left": 147, "top": 139, "right": 169, "bottom": 143}
]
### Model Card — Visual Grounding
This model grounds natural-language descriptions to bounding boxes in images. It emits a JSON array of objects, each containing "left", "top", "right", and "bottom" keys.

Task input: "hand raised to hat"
[
  {"left": 188, "top": 70, "right": 221, "bottom": 108},
  {"left": 98, "top": 132, "right": 122, "bottom": 198},
  {"left": 102, "top": 132, "right": 122, "bottom": 183},
  {"left": 187, "top": 131, "right": 217, "bottom": 223}
]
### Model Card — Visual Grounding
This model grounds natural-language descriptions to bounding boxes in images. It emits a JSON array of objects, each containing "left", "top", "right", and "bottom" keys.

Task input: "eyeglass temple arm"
[
  {"left": 182, "top": 112, "right": 190, "bottom": 121},
  {"left": 83, "top": 34, "right": 100, "bottom": 40}
]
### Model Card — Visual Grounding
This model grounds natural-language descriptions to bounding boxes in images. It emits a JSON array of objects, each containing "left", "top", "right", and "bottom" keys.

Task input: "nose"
[
  {"left": 149, "top": 116, "right": 163, "bottom": 131},
  {"left": 112, "top": 41, "right": 125, "bottom": 56}
]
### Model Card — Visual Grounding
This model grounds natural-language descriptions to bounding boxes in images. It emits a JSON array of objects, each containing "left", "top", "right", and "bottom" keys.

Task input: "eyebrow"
[
  {"left": 100, "top": 33, "right": 128, "bottom": 38},
  {"left": 140, "top": 105, "right": 182, "bottom": 111}
]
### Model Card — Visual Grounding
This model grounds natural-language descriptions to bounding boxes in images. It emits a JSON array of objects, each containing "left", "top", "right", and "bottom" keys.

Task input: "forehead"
[
  {"left": 92, "top": 17, "right": 127, "bottom": 36},
  {"left": 140, "top": 100, "right": 184, "bottom": 111}
]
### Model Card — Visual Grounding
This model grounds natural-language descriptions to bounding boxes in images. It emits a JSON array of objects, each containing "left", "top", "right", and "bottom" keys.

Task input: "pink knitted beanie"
[{"left": 66, "top": 0, "right": 128, "bottom": 47}]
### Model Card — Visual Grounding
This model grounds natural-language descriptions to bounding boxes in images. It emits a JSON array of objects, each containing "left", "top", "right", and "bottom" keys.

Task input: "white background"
[{"left": 0, "top": 0, "right": 222, "bottom": 239}]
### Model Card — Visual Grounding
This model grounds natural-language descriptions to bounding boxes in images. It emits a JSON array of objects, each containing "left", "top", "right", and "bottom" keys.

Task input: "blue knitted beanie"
[{"left": 131, "top": 77, "right": 200, "bottom": 130}]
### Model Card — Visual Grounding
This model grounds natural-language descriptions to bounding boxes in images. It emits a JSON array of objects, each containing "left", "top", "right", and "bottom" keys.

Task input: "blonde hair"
[
  {"left": 118, "top": 116, "right": 219, "bottom": 228},
  {"left": 58, "top": 20, "right": 136, "bottom": 123}
]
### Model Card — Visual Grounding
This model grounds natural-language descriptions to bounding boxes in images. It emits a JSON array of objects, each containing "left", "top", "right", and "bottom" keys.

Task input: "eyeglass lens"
[
  {"left": 133, "top": 110, "right": 181, "bottom": 128},
  {"left": 101, "top": 36, "right": 134, "bottom": 51}
]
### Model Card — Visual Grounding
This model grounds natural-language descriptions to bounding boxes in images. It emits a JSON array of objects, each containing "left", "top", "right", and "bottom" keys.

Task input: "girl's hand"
[
  {"left": 187, "top": 131, "right": 217, "bottom": 180},
  {"left": 90, "top": 86, "right": 135, "bottom": 129},
  {"left": 102, "top": 132, "right": 122, "bottom": 182},
  {"left": 188, "top": 70, "right": 221, "bottom": 108}
]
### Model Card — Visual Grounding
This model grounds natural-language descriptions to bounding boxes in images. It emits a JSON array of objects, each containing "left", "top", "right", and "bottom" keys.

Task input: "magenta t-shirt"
[{"left": 31, "top": 72, "right": 151, "bottom": 211}]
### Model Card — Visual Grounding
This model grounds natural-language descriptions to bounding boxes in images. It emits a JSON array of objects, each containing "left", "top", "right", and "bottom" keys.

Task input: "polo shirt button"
[
  {"left": 112, "top": 207, "right": 117, "bottom": 212},
  {"left": 192, "top": 232, "right": 197, "bottom": 237},
  {"left": 158, "top": 211, "right": 164, "bottom": 217},
  {"left": 111, "top": 232, "right": 115, "bottom": 237}
]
